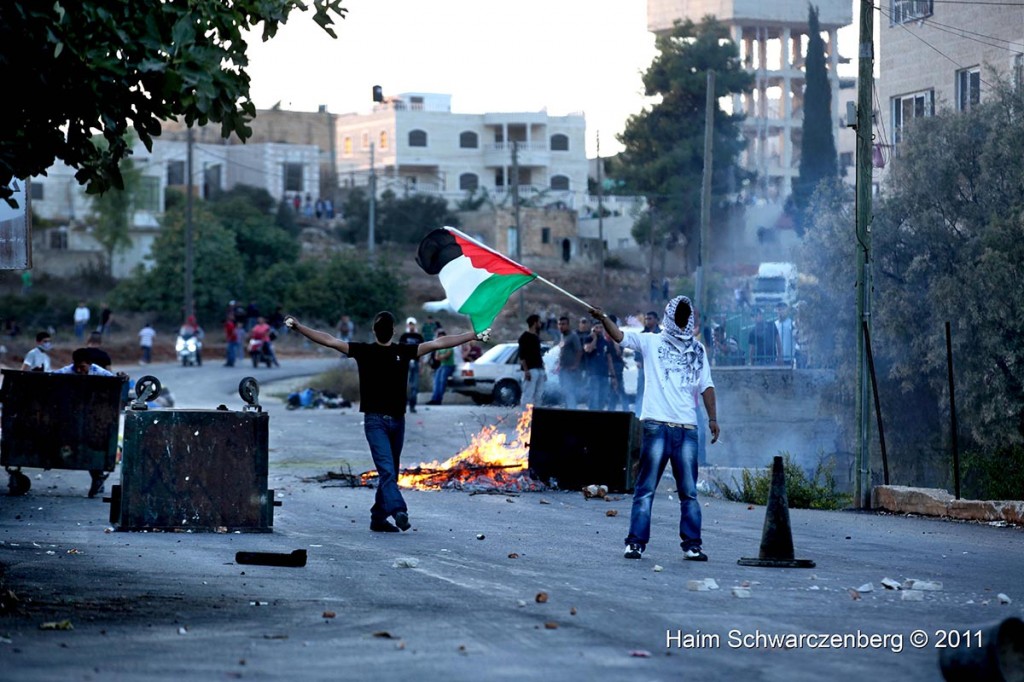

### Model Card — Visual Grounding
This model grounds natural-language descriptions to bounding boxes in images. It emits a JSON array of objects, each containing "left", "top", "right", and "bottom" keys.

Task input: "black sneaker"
[
  {"left": 623, "top": 543, "right": 644, "bottom": 559},
  {"left": 683, "top": 547, "right": 708, "bottom": 562},
  {"left": 87, "top": 473, "right": 108, "bottom": 499},
  {"left": 394, "top": 511, "right": 411, "bottom": 531},
  {"left": 370, "top": 520, "right": 400, "bottom": 533}
]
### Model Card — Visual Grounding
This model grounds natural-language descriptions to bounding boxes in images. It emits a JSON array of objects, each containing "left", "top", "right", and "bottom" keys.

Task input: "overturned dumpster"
[
  {"left": 107, "top": 376, "right": 278, "bottom": 532},
  {"left": 1, "top": 369, "right": 126, "bottom": 495}
]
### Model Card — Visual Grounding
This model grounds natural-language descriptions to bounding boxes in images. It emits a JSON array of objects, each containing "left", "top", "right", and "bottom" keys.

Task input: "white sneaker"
[
  {"left": 683, "top": 547, "right": 708, "bottom": 561},
  {"left": 623, "top": 543, "right": 644, "bottom": 559}
]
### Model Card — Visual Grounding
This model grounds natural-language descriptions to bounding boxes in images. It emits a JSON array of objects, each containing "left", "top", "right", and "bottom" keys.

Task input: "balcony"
[{"left": 484, "top": 141, "right": 550, "bottom": 167}]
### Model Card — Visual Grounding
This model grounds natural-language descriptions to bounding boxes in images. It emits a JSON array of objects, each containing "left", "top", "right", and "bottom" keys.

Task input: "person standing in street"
[
  {"left": 138, "top": 322, "right": 156, "bottom": 365},
  {"left": 223, "top": 313, "right": 240, "bottom": 367},
  {"left": 399, "top": 317, "right": 425, "bottom": 413},
  {"left": 73, "top": 301, "right": 90, "bottom": 340},
  {"left": 284, "top": 312, "right": 487, "bottom": 533},
  {"left": 518, "top": 314, "right": 546, "bottom": 408},
  {"left": 590, "top": 295, "right": 719, "bottom": 562},
  {"left": 557, "top": 315, "right": 582, "bottom": 409},
  {"left": 426, "top": 330, "right": 456, "bottom": 405}
]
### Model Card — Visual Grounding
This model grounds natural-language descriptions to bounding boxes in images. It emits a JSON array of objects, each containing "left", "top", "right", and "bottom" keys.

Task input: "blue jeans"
[
  {"left": 225, "top": 341, "right": 239, "bottom": 366},
  {"left": 626, "top": 422, "right": 702, "bottom": 551},
  {"left": 430, "top": 364, "right": 454, "bottom": 403},
  {"left": 364, "top": 413, "right": 408, "bottom": 523},
  {"left": 406, "top": 362, "right": 420, "bottom": 409}
]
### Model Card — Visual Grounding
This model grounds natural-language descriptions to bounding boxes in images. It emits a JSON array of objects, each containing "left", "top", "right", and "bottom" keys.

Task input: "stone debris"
[
  {"left": 535, "top": 591, "right": 549, "bottom": 604},
  {"left": 856, "top": 583, "right": 874, "bottom": 593},
  {"left": 605, "top": 510, "right": 618, "bottom": 517},
  {"left": 476, "top": 534, "right": 485, "bottom": 540},
  {"left": 177, "top": 626, "right": 189, "bottom": 635},
  {"left": 39, "top": 620, "right": 74, "bottom": 631},
  {"left": 392, "top": 557, "right": 419, "bottom": 569},
  {"left": 517, "top": 600, "right": 527, "bottom": 608},
  {"left": 582, "top": 485, "right": 609, "bottom": 499},
  {"left": 687, "top": 578, "right": 719, "bottom": 592},
  {"left": 653, "top": 565, "right": 664, "bottom": 572},
  {"left": 880, "top": 577, "right": 902, "bottom": 590},
  {"left": 809, "top": 585, "right": 820, "bottom": 591},
  {"left": 544, "top": 622, "right": 559, "bottom": 629},
  {"left": 507, "top": 553, "right": 519, "bottom": 559},
  {"left": 322, "top": 611, "right": 336, "bottom": 619},
  {"left": 901, "top": 591, "right": 925, "bottom": 602},
  {"left": 731, "top": 587, "right": 752, "bottom": 599},
  {"left": 904, "top": 579, "right": 942, "bottom": 591},
  {"left": 997, "top": 593, "right": 1012, "bottom": 605},
  {"left": 848, "top": 589, "right": 862, "bottom": 601},
  {"left": 629, "top": 650, "right": 652, "bottom": 657}
]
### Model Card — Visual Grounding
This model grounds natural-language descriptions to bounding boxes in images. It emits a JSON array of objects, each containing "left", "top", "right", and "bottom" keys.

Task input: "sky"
[{"left": 245, "top": 1, "right": 864, "bottom": 157}]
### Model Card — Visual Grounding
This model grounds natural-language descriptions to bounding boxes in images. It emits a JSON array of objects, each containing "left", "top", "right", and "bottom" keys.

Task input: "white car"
[{"left": 447, "top": 340, "right": 637, "bottom": 407}]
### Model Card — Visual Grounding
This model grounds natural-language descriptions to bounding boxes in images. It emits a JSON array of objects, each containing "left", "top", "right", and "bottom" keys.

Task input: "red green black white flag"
[{"left": 416, "top": 227, "right": 536, "bottom": 333}]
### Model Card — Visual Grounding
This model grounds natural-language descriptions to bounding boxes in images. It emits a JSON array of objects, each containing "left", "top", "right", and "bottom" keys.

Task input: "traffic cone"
[{"left": 737, "top": 455, "right": 816, "bottom": 568}]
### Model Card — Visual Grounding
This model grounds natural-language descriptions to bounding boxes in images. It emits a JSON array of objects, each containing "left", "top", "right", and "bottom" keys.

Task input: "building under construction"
[{"left": 647, "top": 0, "right": 853, "bottom": 201}]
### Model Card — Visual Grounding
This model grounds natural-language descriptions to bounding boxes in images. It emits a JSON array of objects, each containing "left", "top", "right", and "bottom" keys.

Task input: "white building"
[
  {"left": 334, "top": 93, "right": 589, "bottom": 209},
  {"left": 647, "top": 0, "right": 854, "bottom": 201},
  {"left": 30, "top": 139, "right": 319, "bottom": 278}
]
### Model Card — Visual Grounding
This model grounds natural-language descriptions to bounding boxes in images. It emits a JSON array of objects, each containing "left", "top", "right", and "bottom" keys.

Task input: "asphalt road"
[{"left": 1, "top": 358, "right": 1022, "bottom": 681}]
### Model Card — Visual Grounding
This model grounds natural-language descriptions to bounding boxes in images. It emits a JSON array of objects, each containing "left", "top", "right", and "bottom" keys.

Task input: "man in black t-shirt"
[
  {"left": 286, "top": 312, "right": 486, "bottom": 533},
  {"left": 399, "top": 317, "right": 425, "bottom": 413},
  {"left": 517, "top": 314, "right": 545, "bottom": 407}
]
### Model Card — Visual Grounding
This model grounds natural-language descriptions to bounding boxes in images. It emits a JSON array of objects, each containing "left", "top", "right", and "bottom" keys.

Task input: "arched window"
[
  {"left": 550, "top": 134, "right": 569, "bottom": 151},
  {"left": 459, "top": 173, "right": 479, "bottom": 191},
  {"left": 343, "top": 137, "right": 353, "bottom": 156},
  {"left": 408, "top": 129, "right": 427, "bottom": 147},
  {"left": 459, "top": 131, "right": 479, "bottom": 148},
  {"left": 379, "top": 130, "right": 389, "bottom": 149},
  {"left": 550, "top": 175, "right": 570, "bottom": 191}
]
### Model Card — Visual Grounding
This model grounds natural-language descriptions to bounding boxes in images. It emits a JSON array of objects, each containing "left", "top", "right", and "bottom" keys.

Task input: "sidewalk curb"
[{"left": 872, "top": 485, "right": 1024, "bottom": 524}]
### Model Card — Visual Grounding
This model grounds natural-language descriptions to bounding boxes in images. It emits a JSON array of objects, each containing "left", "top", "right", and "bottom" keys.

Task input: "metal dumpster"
[
  {"left": 1, "top": 369, "right": 126, "bottom": 495},
  {"left": 108, "top": 377, "right": 276, "bottom": 532}
]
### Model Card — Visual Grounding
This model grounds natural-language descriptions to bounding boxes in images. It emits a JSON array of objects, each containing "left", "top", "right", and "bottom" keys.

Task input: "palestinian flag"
[{"left": 416, "top": 227, "right": 536, "bottom": 333}]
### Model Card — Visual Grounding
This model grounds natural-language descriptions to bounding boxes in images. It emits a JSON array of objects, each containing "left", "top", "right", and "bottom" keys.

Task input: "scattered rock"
[
  {"left": 322, "top": 611, "right": 336, "bottom": 619},
  {"left": 904, "top": 579, "right": 943, "bottom": 591},
  {"left": 582, "top": 484, "right": 609, "bottom": 499},
  {"left": 653, "top": 565, "right": 664, "bottom": 573},
  {"left": 476, "top": 534, "right": 485, "bottom": 540},
  {"left": 687, "top": 579, "right": 719, "bottom": 592},
  {"left": 809, "top": 585, "right": 820, "bottom": 591},
  {"left": 880, "top": 578, "right": 902, "bottom": 591},
  {"left": 508, "top": 553, "right": 519, "bottom": 559},
  {"left": 856, "top": 583, "right": 874, "bottom": 593},
  {"left": 731, "top": 587, "right": 752, "bottom": 599},
  {"left": 516, "top": 600, "right": 527, "bottom": 608},
  {"left": 39, "top": 620, "right": 74, "bottom": 631},
  {"left": 848, "top": 589, "right": 862, "bottom": 601},
  {"left": 539, "top": 499, "right": 551, "bottom": 505},
  {"left": 998, "top": 593, "right": 1012, "bottom": 605},
  {"left": 605, "top": 510, "right": 618, "bottom": 517},
  {"left": 177, "top": 626, "right": 189, "bottom": 635},
  {"left": 543, "top": 621, "right": 559, "bottom": 630},
  {"left": 392, "top": 557, "right": 419, "bottom": 568},
  {"left": 535, "top": 591, "right": 549, "bottom": 604},
  {"left": 629, "top": 650, "right": 652, "bottom": 657},
  {"left": 570, "top": 607, "right": 578, "bottom": 616},
  {"left": 901, "top": 591, "right": 925, "bottom": 602},
  {"left": 373, "top": 631, "right": 395, "bottom": 639}
]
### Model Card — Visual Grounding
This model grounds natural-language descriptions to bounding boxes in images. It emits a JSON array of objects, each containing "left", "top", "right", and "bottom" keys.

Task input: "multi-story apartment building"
[
  {"left": 334, "top": 93, "right": 589, "bottom": 210},
  {"left": 647, "top": 0, "right": 853, "bottom": 201},
  {"left": 877, "top": 0, "right": 1024, "bottom": 180}
]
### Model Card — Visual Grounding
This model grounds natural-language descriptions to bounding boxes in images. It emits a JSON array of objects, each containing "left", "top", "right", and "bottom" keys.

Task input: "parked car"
[{"left": 447, "top": 340, "right": 637, "bottom": 408}]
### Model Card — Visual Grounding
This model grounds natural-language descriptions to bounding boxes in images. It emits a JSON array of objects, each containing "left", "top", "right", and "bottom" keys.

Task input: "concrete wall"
[{"left": 708, "top": 367, "right": 850, "bottom": 483}]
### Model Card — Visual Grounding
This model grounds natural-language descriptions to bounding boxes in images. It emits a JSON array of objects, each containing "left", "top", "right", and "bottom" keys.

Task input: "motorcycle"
[
  {"left": 176, "top": 334, "right": 202, "bottom": 367},
  {"left": 248, "top": 338, "right": 274, "bottom": 368}
]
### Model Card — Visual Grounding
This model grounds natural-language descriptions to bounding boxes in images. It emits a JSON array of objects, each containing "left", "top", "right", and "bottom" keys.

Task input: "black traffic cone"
[{"left": 737, "top": 455, "right": 816, "bottom": 568}]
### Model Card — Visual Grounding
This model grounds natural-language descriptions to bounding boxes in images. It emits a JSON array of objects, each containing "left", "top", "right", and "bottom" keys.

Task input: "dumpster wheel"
[
  {"left": 239, "top": 377, "right": 261, "bottom": 411},
  {"left": 132, "top": 375, "right": 162, "bottom": 409},
  {"left": 7, "top": 468, "right": 31, "bottom": 496}
]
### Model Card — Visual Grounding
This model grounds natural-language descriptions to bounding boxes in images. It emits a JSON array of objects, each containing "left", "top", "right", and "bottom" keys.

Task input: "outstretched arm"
[
  {"left": 589, "top": 308, "right": 623, "bottom": 343},
  {"left": 285, "top": 316, "right": 349, "bottom": 355},
  {"left": 417, "top": 331, "right": 479, "bottom": 357}
]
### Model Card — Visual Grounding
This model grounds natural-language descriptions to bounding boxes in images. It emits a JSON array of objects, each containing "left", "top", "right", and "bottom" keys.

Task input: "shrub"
[
  {"left": 720, "top": 452, "right": 851, "bottom": 510},
  {"left": 960, "top": 445, "right": 1024, "bottom": 501}
]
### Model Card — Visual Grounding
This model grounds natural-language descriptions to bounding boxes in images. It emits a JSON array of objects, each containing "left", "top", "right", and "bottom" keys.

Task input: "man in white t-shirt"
[
  {"left": 591, "top": 296, "right": 719, "bottom": 562},
  {"left": 22, "top": 331, "right": 53, "bottom": 372},
  {"left": 73, "top": 302, "right": 90, "bottom": 340}
]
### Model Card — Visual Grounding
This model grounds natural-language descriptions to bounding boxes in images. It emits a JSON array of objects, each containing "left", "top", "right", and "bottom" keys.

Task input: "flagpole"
[{"left": 441, "top": 226, "right": 596, "bottom": 311}]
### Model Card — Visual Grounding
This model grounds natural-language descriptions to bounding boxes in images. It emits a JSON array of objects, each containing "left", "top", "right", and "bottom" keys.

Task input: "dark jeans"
[
  {"left": 406, "top": 362, "right": 420, "bottom": 409},
  {"left": 626, "top": 421, "right": 701, "bottom": 551},
  {"left": 364, "top": 413, "right": 408, "bottom": 523},
  {"left": 430, "top": 364, "right": 455, "bottom": 403}
]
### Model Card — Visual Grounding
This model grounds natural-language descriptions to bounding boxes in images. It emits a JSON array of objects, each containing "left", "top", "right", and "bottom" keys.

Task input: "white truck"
[{"left": 752, "top": 262, "right": 797, "bottom": 306}]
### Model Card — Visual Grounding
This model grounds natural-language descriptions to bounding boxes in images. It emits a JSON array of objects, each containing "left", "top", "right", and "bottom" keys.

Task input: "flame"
[{"left": 360, "top": 406, "right": 544, "bottom": 491}]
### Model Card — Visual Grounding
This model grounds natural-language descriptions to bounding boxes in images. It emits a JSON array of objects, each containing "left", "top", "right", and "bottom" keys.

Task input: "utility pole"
[
  {"left": 184, "top": 125, "right": 194, "bottom": 324},
  {"left": 368, "top": 142, "right": 376, "bottom": 255},
  {"left": 695, "top": 70, "right": 716, "bottom": 315},
  {"left": 511, "top": 141, "right": 524, "bottom": 317},
  {"left": 854, "top": 0, "right": 875, "bottom": 509},
  {"left": 597, "top": 132, "right": 605, "bottom": 290}
]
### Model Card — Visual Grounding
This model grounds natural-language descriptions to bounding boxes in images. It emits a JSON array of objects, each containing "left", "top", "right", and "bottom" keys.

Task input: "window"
[
  {"left": 956, "top": 67, "right": 981, "bottom": 112},
  {"left": 541, "top": 227, "right": 551, "bottom": 244},
  {"left": 343, "top": 136, "right": 353, "bottom": 156},
  {"left": 203, "top": 164, "right": 221, "bottom": 199},
  {"left": 410, "top": 96, "right": 424, "bottom": 110},
  {"left": 892, "top": 90, "right": 933, "bottom": 144},
  {"left": 459, "top": 173, "right": 479, "bottom": 191},
  {"left": 550, "top": 175, "right": 570, "bottom": 191},
  {"left": 361, "top": 132, "right": 370, "bottom": 149},
  {"left": 495, "top": 169, "right": 505, "bottom": 187},
  {"left": 408, "top": 130, "right": 427, "bottom": 147},
  {"left": 167, "top": 160, "right": 185, "bottom": 185},
  {"left": 550, "top": 134, "right": 569, "bottom": 151},
  {"left": 30, "top": 183, "right": 43, "bottom": 201},
  {"left": 459, "top": 131, "right": 478, "bottom": 148},
  {"left": 379, "top": 130, "right": 389, "bottom": 150},
  {"left": 283, "top": 162, "right": 304, "bottom": 192},
  {"left": 49, "top": 228, "right": 68, "bottom": 250},
  {"left": 135, "top": 176, "right": 160, "bottom": 212},
  {"left": 890, "top": 0, "right": 932, "bottom": 25}
]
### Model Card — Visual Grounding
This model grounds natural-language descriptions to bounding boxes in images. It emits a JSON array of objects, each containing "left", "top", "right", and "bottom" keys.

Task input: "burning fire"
[{"left": 361, "top": 406, "right": 545, "bottom": 492}]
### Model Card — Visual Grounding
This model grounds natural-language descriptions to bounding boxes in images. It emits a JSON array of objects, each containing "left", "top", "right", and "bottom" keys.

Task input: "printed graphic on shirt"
[{"left": 657, "top": 340, "right": 706, "bottom": 387}]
